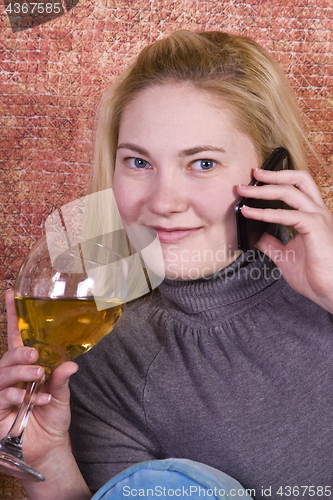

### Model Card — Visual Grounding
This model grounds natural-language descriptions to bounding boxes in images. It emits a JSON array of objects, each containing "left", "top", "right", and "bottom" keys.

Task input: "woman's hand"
[
  {"left": 1, "top": 290, "right": 91, "bottom": 499},
  {"left": 1, "top": 290, "right": 78, "bottom": 463},
  {"left": 237, "top": 168, "right": 333, "bottom": 314}
]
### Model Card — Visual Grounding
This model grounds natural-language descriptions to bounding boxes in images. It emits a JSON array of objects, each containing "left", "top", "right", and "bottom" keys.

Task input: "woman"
[{"left": 2, "top": 30, "right": 333, "bottom": 500}]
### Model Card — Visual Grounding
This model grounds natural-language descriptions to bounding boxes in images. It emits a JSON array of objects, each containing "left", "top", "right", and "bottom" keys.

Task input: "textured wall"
[{"left": 1, "top": 0, "right": 333, "bottom": 497}]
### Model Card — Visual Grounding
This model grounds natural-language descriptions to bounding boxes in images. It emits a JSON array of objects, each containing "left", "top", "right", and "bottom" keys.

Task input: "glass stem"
[{"left": 0, "top": 377, "right": 45, "bottom": 460}]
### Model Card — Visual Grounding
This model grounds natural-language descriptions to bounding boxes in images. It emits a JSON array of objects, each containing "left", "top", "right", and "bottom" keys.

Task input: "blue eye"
[
  {"left": 128, "top": 158, "right": 150, "bottom": 169},
  {"left": 192, "top": 159, "right": 216, "bottom": 171}
]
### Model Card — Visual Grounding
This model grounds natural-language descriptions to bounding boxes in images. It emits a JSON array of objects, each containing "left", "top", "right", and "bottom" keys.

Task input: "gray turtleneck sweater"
[{"left": 69, "top": 251, "right": 333, "bottom": 499}]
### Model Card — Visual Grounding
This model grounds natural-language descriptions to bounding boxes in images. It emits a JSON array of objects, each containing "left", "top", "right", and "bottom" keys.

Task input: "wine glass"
[{"left": 0, "top": 233, "right": 129, "bottom": 482}]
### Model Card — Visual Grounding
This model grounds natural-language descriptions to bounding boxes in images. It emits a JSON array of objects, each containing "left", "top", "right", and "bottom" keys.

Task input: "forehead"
[
  {"left": 118, "top": 82, "right": 242, "bottom": 140},
  {"left": 116, "top": 82, "right": 258, "bottom": 167},
  {"left": 122, "top": 81, "right": 234, "bottom": 114}
]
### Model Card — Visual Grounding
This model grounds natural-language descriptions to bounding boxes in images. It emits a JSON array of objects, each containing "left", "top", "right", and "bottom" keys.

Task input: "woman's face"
[{"left": 113, "top": 82, "right": 259, "bottom": 280}]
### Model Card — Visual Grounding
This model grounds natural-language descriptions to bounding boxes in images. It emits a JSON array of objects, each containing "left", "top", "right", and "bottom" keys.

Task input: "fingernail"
[
  {"left": 238, "top": 184, "right": 249, "bottom": 188},
  {"left": 32, "top": 366, "right": 44, "bottom": 377},
  {"left": 25, "top": 348, "right": 38, "bottom": 361},
  {"left": 40, "top": 393, "right": 52, "bottom": 403}
]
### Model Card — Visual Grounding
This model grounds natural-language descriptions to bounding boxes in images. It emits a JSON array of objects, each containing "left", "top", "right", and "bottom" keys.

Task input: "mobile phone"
[{"left": 234, "top": 147, "right": 289, "bottom": 252}]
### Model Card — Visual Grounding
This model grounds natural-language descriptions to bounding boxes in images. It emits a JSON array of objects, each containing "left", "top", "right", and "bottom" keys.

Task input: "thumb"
[
  {"left": 46, "top": 362, "right": 79, "bottom": 403},
  {"left": 255, "top": 233, "right": 285, "bottom": 265}
]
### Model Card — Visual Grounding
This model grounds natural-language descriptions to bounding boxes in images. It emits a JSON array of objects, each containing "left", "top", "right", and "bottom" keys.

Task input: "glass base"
[{"left": 0, "top": 450, "right": 45, "bottom": 482}]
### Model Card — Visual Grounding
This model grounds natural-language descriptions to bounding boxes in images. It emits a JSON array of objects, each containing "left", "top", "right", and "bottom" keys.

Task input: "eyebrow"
[
  {"left": 180, "top": 145, "right": 226, "bottom": 157},
  {"left": 117, "top": 142, "right": 226, "bottom": 158}
]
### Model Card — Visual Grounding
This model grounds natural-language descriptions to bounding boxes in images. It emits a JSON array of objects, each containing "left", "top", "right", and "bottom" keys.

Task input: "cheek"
[
  {"left": 199, "top": 187, "right": 237, "bottom": 225},
  {"left": 112, "top": 175, "right": 130, "bottom": 221},
  {"left": 113, "top": 176, "right": 142, "bottom": 224}
]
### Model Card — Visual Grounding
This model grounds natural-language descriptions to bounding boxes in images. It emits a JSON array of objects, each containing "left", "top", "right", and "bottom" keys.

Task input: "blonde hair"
[{"left": 89, "top": 30, "right": 308, "bottom": 193}]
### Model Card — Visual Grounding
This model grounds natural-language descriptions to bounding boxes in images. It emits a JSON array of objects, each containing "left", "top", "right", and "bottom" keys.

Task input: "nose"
[{"left": 146, "top": 173, "right": 189, "bottom": 216}]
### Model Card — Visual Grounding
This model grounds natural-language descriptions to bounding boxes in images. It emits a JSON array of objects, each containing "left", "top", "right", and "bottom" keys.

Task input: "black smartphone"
[{"left": 234, "top": 147, "right": 289, "bottom": 252}]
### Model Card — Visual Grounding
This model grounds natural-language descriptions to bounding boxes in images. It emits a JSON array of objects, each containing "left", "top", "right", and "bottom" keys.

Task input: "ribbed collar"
[{"left": 158, "top": 250, "right": 282, "bottom": 323}]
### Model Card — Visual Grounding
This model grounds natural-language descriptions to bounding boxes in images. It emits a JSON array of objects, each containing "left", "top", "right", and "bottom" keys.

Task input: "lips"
[{"left": 151, "top": 226, "right": 202, "bottom": 243}]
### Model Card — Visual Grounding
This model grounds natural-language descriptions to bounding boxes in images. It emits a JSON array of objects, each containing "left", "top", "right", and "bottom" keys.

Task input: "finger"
[
  {"left": 255, "top": 232, "right": 287, "bottom": 262},
  {"left": 255, "top": 233, "right": 301, "bottom": 274},
  {"left": 237, "top": 183, "right": 325, "bottom": 214},
  {"left": 252, "top": 168, "right": 326, "bottom": 207},
  {"left": 241, "top": 204, "right": 331, "bottom": 238},
  {"left": 46, "top": 362, "right": 78, "bottom": 404},
  {"left": 5, "top": 289, "right": 23, "bottom": 350},
  {"left": 240, "top": 204, "right": 302, "bottom": 229},
  {"left": 0, "top": 346, "right": 39, "bottom": 369},
  {"left": 0, "top": 386, "right": 26, "bottom": 410},
  {"left": 0, "top": 385, "right": 51, "bottom": 412},
  {"left": 35, "top": 392, "right": 52, "bottom": 405},
  {"left": 0, "top": 363, "right": 44, "bottom": 391}
]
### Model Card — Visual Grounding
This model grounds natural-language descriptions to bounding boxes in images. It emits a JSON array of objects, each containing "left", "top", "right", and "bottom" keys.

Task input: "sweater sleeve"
[{"left": 68, "top": 298, "right": 163, "bottom": 494}]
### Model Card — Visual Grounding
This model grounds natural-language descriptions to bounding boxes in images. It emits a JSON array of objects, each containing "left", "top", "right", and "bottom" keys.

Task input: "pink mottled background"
[{"left": 1, "top": 0, "right": 333, "bottom": 497}]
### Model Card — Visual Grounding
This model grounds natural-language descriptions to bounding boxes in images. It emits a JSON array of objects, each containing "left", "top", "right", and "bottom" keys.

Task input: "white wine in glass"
[
  {"left": 15, "top": 296, "right": 122, "bottom": 372},
  {"left": 0, "top": 234, "right": 127, "bottom": 481}
]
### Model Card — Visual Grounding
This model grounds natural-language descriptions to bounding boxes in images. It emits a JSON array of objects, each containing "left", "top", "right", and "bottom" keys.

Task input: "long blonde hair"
[{"left": 89, "top": 30, "right": 308, "bottom": 194}]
